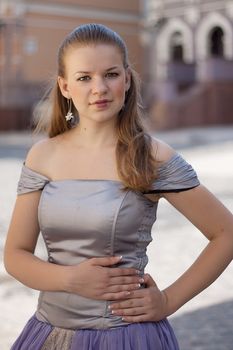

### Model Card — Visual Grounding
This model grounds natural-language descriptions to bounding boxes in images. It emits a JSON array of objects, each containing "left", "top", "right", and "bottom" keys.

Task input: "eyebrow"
[{"left": 74, "top": 66, "right": 119, "bottom": 75}]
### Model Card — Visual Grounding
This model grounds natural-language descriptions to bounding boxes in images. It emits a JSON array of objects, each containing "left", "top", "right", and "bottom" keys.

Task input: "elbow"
[
  {"left": 213, "top": 229, "right": 233, "bottom": 259},
  {"left": 3, "top": 247, "right": 12, "bottom": 276},
  {"left": 222, "top": 228, "right": 233, "bottom": 249},
  {"left": 3, "top": 246, "right": 18, "bottom": 278}
]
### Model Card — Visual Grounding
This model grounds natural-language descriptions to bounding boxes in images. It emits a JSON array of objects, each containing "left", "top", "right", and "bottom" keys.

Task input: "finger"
[
  {"left": 91, "top": 257, "right": 140, "bottom": 276},
  {"left": 112, "top": 306, "right": 147, "bottom": 317},
  {"left": 91, "top": 256, "right": 123, "bottom": 267},
  {"left": 107, "top": 283, "right": 141, "bottom": 293},
  {"left": 143, "top": 273, "right": 157, "bottom": 287},
  {"left": 109, "top": 275, "right": 144, "bottom": 286},
  {"left": 101, "top": 291, "right": 132, "bottom": 301},
  {"left": 118, "top": 288, "right": 146, "bottom": 300},
  {"left": 110, "top": 298, "right": 143, "bottom": 310},
  {"left": 100, "top": 287, "right": 145, "bottom": 301},
  {"left": 108, "top": 267, "right": 140, "bottom": 277}
]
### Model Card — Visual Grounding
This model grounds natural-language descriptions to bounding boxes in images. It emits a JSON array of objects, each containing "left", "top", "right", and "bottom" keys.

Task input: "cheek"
[
  {"left": 69, "top": 85, "right": 86, "bottom": 106},
  {"left": 113, "top": 80, "right": 127, "bottom": 100}
]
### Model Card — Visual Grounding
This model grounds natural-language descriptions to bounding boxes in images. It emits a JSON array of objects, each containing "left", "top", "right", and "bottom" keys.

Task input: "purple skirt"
[{"left": 11, "top": 314, "right": 179, "bottom": 350}]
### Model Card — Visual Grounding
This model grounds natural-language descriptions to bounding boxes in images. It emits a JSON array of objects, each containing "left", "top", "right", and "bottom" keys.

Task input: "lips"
[{"left": 92, "top": 99, "right": 111, "bottom": 104}]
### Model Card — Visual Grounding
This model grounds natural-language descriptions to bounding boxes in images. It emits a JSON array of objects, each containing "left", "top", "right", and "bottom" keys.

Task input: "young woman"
[{"left": 4, "top": 23, "right": 233, "bottom": 350}]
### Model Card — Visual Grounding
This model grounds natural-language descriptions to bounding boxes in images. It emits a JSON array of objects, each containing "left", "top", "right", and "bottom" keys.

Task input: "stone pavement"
[{"left": 0, "top": 127, "right": 233, "bottom": 350}]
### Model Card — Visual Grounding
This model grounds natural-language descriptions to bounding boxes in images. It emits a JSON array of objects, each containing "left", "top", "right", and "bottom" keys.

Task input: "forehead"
[{"left": 64, "top": 44, "right": 124, "bottom": 73}]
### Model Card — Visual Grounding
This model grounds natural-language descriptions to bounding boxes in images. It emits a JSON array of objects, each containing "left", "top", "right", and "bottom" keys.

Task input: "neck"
[{"left": 68, "top": 119, "right": 118, "bottom": 149}]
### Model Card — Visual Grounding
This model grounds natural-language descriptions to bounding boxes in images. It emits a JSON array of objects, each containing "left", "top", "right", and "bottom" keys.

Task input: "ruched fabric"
[
  {"left": 149, "top": 153, "right": 200, "bottom": 193},
  {"left": 17, "top": 162, "right": 50, "bottom": 195},
  {"left": 17, "top": 153, "right": 200, "bottom": 196},
  {"left": 11, "top": 315, "right": 179, "bottom": 350}
]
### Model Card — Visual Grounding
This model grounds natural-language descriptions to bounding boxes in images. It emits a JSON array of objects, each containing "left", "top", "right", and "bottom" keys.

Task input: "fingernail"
[
  {"left": 125, "top": 291, "right": 131, "bottom": 295},
  {"left": 136, "top": 270, "right": 141, "bottom": 274},
  {"left": 117, "top": 256, "right": 123, "bottom": 260},
  {"left": 139, "top": 278, "right": 144, "bottom": 283}
]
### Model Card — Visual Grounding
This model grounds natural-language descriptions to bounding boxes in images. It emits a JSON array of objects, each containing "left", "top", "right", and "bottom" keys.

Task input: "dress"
[{"left": 12, "top": 153, "right": 200, "bottom": 350}]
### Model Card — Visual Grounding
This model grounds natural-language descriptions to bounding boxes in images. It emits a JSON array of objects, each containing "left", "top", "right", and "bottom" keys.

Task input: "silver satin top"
[{"left": 17, "top": 153, "right": 200, "bottom": 330}]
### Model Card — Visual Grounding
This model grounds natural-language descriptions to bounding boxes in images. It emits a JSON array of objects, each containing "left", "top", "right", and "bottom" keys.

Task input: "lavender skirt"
[{"left": 11, "top": 314, "right": 179, "bottom": 350}]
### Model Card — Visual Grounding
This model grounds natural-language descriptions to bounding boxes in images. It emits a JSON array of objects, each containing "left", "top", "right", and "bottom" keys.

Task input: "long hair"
[{"left": 34, "top": 23, "right": 157, "bottom": 191}]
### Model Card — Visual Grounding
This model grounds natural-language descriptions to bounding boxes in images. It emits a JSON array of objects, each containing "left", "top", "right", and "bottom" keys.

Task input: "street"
[{"left": 0, "top": 127, "right": 233, "bottom": 350}]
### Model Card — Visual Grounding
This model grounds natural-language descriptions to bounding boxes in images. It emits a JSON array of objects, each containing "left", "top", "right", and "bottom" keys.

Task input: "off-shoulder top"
[{"left": 17, "top": 153, "right": 200, "bottom": 330}]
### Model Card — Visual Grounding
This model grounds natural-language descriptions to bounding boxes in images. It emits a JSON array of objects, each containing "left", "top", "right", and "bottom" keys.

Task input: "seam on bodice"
[
  {"left": 38, "top": 185, "right": 52, "bottom": 260},
  {"left": 110, "top": 189, "right": 130, "bottom": 257},
  {"left": 101, "top": 189, "right": 130, "bottom": 327},
  {"left": 135, "top": 200, "right": 155, "bottom": 271}
]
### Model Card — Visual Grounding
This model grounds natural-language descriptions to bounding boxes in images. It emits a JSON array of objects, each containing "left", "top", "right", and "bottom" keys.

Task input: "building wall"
[
  {"left": 0, "top": 0, "right": 142, "bottom": 130},
  {"left": 143, "top": 0, "right": 233, "bottom": 129},
  {"left": 22, "top": 13, "right": 141, "bottom": 82},
  {"left": 144, "top": 0, "right": 233, "bottom": 73},
  {"left": 38, "top": 0, "right": 140, "bottom": 12}
]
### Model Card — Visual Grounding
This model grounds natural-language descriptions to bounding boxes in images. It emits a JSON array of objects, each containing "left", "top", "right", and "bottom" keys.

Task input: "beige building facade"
[
  {"left": 0, "top": 0, "right": 141, "bottom": 130},
  {"left": 143, "top": 0, "right": 233, "bottom": 129}
]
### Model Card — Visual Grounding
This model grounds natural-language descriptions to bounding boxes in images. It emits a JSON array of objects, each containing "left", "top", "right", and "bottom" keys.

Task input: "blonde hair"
[{"left": 34, "top": 23, "right": 157, "bottom": 191}]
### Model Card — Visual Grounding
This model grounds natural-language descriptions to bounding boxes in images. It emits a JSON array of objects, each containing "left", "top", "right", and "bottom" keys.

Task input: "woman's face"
[{"left": 58, "top": 44, "right": 131, "bottom": 125}]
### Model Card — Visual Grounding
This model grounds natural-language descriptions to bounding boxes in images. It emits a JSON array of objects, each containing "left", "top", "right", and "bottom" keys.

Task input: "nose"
[{"left": 91, "top": 77, "right": 108, "bottom": 95}]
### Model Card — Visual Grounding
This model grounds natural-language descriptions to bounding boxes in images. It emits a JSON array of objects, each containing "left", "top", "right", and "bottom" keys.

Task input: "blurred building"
[
  {"left": 143, "top": 0, "right": 233, "bottom": 129},
  {"left": 0, "top": 0, "right": 141, "bottom": 130}
]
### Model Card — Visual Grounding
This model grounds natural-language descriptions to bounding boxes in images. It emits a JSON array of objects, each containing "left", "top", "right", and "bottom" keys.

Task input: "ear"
[
  {"left": 57, "top": 76, "right": 70, "bottom": 99},
  {"left": 125, "top": 67, "right": 131, "bottom": 92}
]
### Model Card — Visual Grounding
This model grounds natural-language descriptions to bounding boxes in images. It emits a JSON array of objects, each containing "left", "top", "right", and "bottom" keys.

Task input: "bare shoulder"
[
  {"left": 25, "top": 137, "right": 58, "bottom": 175},
  {"left": 151, "top": 137, "right": 176, "bottom": 163}
]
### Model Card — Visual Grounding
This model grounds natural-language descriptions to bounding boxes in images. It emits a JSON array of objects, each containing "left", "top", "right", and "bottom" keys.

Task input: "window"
[
  {"left": 170, "top": 31, "right": 184, "bottom": 62},
  {"left": 209, "top": 26, "right": 224, "bottom": 58}
]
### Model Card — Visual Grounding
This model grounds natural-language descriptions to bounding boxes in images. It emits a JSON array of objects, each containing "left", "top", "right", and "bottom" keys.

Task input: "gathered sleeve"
[
  {"left": 17, "top": 163, "right": 50, "bottom": 195},
  {"left": 146, "top": 153, "right": 200, "bottom": 194}
]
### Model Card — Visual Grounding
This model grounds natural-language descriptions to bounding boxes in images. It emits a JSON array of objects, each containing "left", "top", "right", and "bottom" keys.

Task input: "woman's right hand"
[{"left": 64, "top": 256, "right": 144, "bottom": 300}]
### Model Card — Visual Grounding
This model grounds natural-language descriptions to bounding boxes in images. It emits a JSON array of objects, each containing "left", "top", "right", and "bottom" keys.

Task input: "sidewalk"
[{"left": 0, "top": 126, "right": 233, "bottom": 349}]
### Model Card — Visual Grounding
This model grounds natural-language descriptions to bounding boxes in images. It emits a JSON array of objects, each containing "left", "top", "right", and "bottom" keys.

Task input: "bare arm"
[
  {"left": 110, "top": 184, "right": 233, "bottom": 322},
  {"left": 162, "top": 184, "right": 233, "bottom": 314},
  {"left": 110, "top": 136, "right": 233, "bottom": 321},
  {"left": 4, "top": 191, "right": 69, "bottom": 291},
  {"left": 4, "top": 191, "right": 142, "bottom": 299}
]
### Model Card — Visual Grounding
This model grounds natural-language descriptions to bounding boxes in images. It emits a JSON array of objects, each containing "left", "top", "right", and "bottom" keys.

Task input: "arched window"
[
  {"left": 170, "top": 31, "right": 184, "bottom": 62},
  {"left": 209, "top": 26, "right": 224, "bottom": 57}
]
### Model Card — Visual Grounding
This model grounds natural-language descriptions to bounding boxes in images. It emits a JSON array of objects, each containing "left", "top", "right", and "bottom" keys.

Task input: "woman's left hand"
[{"left": 109, "top": 274, "right": 169, "bottom": 323}]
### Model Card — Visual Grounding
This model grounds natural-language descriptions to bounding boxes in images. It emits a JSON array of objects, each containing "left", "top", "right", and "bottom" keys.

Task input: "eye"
[
  {"left": 106, "top": 72, "right": 119, "bottom": 78},
  {"left": 77, "top": 76, "right": 91, "bottom": 81}
]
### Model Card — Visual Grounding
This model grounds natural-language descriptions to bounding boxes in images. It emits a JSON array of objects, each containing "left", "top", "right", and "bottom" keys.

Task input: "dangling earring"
[{"left": 65, "top": 98, "right": 74, "bottom": 121}]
